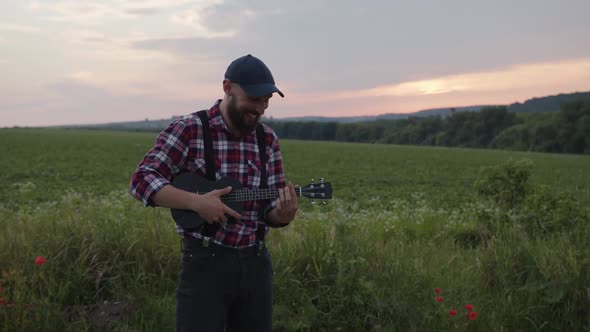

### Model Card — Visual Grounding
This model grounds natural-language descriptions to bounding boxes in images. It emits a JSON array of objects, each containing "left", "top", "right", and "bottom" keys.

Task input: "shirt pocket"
[
  {"left": 247, "top": 159, "right": 262, "bottom": 188},
  {"left": 192, "top": 158, "right": 221, "bottom": 180},
  {"left": 194, "top": 158, "right": 206, "bottom": 173}
]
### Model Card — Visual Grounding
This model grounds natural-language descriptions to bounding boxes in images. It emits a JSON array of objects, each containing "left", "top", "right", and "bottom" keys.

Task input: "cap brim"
[{"left": 241, "top": 83, "right": 284, "bottom": 98}]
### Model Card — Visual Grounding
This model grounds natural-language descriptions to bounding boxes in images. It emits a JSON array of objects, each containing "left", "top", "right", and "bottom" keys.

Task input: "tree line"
[{"left": 265, "top": 97, "right": 590, "bottom": 154}]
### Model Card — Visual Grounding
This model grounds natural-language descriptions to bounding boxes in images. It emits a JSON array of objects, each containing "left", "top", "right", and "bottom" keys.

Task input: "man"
[{"left": 129, "top": 54, "right": 298, "bottom": 332}]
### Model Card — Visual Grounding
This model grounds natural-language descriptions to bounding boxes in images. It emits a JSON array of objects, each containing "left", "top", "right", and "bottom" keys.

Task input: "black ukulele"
[{"left": 170, "top": 173, "right": 333, "bottom": 229}]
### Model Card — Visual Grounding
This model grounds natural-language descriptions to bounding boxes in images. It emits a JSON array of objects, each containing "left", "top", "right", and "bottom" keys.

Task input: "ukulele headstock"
[{"left": 299, "top": 178, "right": 332, "bottom": 204}]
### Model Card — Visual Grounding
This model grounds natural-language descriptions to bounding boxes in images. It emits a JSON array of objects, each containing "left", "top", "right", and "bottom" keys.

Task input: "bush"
[
  {"left": 475, "top": 159, "right": 533, "bottom": 210},
  {"left": 475, "top": 158, "right": 589, "bottom": 238},
  {"left": 520, "top": 186, "right": 589, "bottom": 235}
]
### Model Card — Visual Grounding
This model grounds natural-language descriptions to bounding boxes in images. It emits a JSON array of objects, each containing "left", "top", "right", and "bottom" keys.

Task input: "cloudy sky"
[{"left": 1, "top": 0, "right": 590, "bottom": 126}]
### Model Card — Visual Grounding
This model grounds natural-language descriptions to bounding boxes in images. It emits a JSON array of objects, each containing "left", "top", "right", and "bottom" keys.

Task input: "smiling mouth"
[{"left": 247, "top": 113, "right": 259, "bottom": 121}]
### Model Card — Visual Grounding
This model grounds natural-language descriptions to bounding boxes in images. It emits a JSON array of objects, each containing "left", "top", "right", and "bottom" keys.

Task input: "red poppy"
[
  {"left": 465, "top": 303, "right": 474, "bottom": 311},
  {"left": 435, "top": 287, "right": 442, "bottom": 294},
  {"left": 449, "top": 309, "right": 457, "bottom": 316},
  {"left": 0, "top": 297, "right": 6, "bottom": 306},
  {"left": 35, "top": 256, "right": 47, "bottom": 265},
  {"left": 435, "top": 296, "right": 443, "bottom": 302},
  {"left": 468, "top": 311, "right": 478, "bottom": 320}
]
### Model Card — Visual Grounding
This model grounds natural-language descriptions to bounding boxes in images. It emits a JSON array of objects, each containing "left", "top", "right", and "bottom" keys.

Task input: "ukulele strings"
[
  {"left": 195, "top": 187, "right": 304, "bottom": 202},
  {"left": 221, "top": 190, "right": 280, "bottom": 202},
  {"left": 221, "top": 188, "right": 303, "bottom": 202}
]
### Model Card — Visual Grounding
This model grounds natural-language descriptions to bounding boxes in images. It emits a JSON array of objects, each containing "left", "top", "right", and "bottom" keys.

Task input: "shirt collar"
[{"left": 208, "top": 99, "right": 230, "bottom": 132}]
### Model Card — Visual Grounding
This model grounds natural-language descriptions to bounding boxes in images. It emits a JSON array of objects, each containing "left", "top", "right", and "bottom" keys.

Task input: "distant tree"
[
  {"left": 530, "top": 119, "right": 560, "bottom": 152},
  {"left": 266, "top": 96, "right": 590, "bottom": 155},
  {"left": 491, "top": 124, "right": 529, "bottom": 151},
  {"left": 477, "top": 106, "right": 519, "bottom": 147},
  {"left": 557, "top": 99, "right": 590, "bottom": 153},
  {"left": 576, "top": 114, "right": 590, "bottom": 153}
]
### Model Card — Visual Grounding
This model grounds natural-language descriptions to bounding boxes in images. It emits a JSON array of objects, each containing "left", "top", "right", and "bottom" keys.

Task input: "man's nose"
[{"left": 255, "top": 103, "right": 267, "bottom": 115}]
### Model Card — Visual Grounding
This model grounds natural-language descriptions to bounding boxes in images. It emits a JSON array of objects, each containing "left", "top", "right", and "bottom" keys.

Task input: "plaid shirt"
[{"left": 130, "top": 100, "right": 285, "bottom": 248}]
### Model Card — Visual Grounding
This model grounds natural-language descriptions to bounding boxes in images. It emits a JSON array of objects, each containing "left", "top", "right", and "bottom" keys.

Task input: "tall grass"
[{"left": 1, "top": 188, "right": 587, "bottom": 331}]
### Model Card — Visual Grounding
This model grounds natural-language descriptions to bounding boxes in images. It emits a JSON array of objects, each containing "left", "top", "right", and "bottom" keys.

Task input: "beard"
[{"left": 227, "top": 96, "right": 261, "bottom": 136}]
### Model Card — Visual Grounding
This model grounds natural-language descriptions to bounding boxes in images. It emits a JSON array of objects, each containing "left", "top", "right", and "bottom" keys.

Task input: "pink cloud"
[{"left": 267, "top": 58, "right": 590, "bottom": 118}]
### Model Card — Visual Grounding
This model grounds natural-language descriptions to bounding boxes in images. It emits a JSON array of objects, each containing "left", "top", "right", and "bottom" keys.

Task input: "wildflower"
[
  {"left": 435, "top": 287, "right": 442, "bottom": 294},
  {"left": 435, "top": 296, "right": 444, "bottom": 302},
  {"left": 467, "top": 311, "right": 478, "bottom": 320},
  {"left": 0, "top": 297, "right": 6, "bottom": 306},
  {"left": 35, "top": 256, "right": 47, "bottom": 266},
  {"left": 449, "top": 309, "right": 457, "bottom": 316},
  {"left": 465, "top": 303, "right": 474, "bottom": 311}
]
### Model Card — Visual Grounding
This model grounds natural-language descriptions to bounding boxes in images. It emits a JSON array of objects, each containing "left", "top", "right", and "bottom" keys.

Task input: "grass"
[
  {"left": 0, "top": 128, "right": 589, "bottom": 331},
  {"left": 2, "top": 128, "right": 590, "bottom": 208}
]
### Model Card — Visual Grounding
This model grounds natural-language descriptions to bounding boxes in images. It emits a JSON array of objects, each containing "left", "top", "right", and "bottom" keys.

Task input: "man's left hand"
[{"left": 267, "top": 182, "right": 298, "bottom": 226}]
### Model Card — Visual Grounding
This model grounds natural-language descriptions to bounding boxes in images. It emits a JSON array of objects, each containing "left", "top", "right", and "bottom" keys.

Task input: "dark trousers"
[{"left": 176, "top": 238, "right": 273, "bottom": 332}]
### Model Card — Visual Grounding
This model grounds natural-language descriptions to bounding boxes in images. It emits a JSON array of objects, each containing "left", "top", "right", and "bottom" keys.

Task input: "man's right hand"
[
  {"left": 191, "top": 186, "right": 242, "bottom": 224},
  {"left": 152, "top": 184, "right": 242, "bottom": 224}
]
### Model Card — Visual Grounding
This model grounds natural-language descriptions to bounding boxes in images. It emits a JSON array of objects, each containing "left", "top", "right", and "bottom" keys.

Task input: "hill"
[
  {"left": 508, "top": 91, "right": 590, "bottom": 113},
  {"left": 63, "top": 90, "right": 590, "bottom": 130}
]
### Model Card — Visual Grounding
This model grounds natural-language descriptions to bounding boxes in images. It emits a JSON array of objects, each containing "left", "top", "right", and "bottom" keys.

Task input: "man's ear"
[{"left": 222, "top": 79, "right": 232, "bottom": 95}]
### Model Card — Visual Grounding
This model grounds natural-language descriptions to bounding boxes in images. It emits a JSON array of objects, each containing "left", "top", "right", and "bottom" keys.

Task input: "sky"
[{"left": 1, "top": 0, "right": 590, "bottom": 127}]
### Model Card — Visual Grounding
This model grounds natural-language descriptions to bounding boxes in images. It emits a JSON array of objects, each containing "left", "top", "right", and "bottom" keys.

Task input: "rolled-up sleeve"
[{"left": 129, "top": 120, "right": 193, "bottom": 206}]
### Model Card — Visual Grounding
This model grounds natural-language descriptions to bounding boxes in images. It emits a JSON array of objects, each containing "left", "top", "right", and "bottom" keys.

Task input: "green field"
[
  {"left": 1, "top": 128, "right": 589, "bottom": 331},
  {"left": 2, "top": 128, "right": 589, "bottom": 208}
]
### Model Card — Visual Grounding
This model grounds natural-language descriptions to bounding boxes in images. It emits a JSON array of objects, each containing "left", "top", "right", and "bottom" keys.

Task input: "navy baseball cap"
[{"left": 225, "top": 54, "right": 284, "bottom": 98}]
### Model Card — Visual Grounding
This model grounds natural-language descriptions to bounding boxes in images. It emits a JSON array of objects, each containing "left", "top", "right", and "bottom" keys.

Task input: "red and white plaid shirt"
[{"left": 130, "top": 100, "right": 285, "bottom": 248}]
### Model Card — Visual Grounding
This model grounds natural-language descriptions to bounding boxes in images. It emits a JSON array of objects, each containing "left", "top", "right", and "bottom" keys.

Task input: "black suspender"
[
  {"left": 196, "top": 110, "right": 268, "bottom": 243},
  {"left": 255, "top": 123, "right": 268, "bottom": 188},
  {"left": 197, "top": 110, "right": 216, "bottom": 181},
  {"left": 196, "top": 111, "right": 217, "bottom": 238}
]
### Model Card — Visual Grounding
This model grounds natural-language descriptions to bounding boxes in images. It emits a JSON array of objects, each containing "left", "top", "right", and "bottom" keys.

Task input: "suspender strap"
[
  {"left": 255, "top": 124, "right": 268, "bottom": 244},
  {"left": 197, "top": 110, "right": 217, "bottom": 238},
  {"left": 256, "top": 124, "right": 268, "bottom": 187},
  {"left": 197, "top": 110, "right": 216, "bottom": 181}
]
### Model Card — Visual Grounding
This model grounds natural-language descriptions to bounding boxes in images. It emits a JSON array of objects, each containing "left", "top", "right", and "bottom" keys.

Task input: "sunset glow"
[{"left": 1, "top": 1, "right": 589, "bottom": 126}]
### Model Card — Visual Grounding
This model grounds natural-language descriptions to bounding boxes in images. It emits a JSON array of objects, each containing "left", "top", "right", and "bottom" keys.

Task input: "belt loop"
[{"left": 202, "top": 237, "right": 216, "bottom": 256}]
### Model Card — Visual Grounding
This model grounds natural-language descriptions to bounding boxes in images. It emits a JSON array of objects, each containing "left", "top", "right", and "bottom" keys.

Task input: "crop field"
[{"left": 0, "top": 128, "right": 589, "bottom": 331}]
